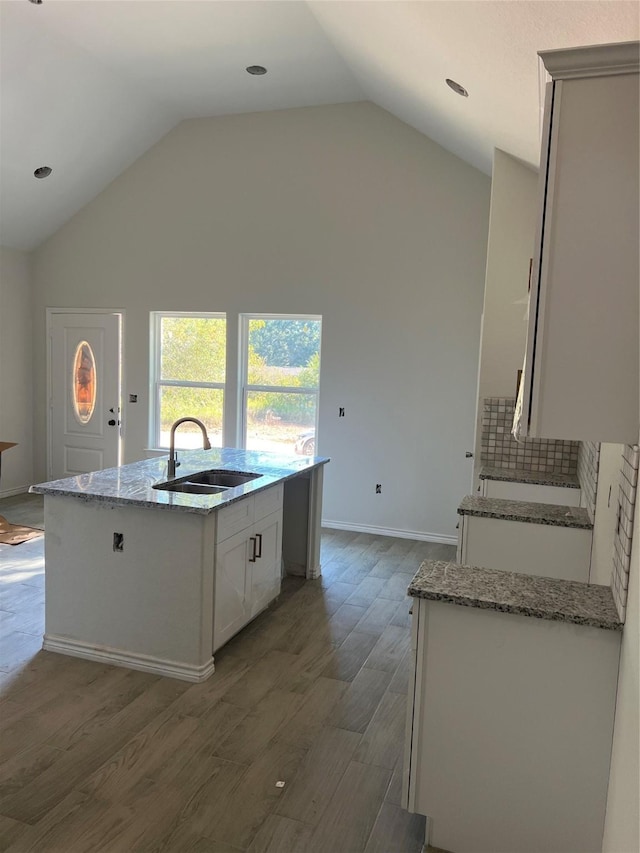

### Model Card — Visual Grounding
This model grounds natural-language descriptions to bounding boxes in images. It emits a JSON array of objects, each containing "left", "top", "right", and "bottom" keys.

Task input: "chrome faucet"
[{"left": 168, "top": 417, "right": 211, "bottom": 478}]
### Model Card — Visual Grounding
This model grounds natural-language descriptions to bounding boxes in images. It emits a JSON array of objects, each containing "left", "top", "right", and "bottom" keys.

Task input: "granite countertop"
[
  {"left": 408, "top": 560, "right": 622, "bottom": 631},
  {"left": 458, "top": 495, "right": 592, "bottom": 529},
  {"left": 30, "top": 448, "right": 329, "bottom": 515},
  {"left": 479, "top": 466, "right": 580, "bottom": 489}
]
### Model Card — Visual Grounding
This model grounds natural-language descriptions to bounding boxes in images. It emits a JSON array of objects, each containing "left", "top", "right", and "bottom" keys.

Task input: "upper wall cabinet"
[{"left": 518, "top": 42, "right": 639, "bottom": 444}]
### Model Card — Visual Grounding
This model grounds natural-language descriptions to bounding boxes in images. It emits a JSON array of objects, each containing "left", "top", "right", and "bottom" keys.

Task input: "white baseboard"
[
  {"left": 306, "top": 563, "right": 322, "bottom": 580},
  {"left": 321, "top": 519, "right": 457, "bottom": 546},
  {"left": 43, "top": 635, "right": 216, "bottom": 682},
  {"left": 0, "top": 485, "right": 32, "bottom": 499}
]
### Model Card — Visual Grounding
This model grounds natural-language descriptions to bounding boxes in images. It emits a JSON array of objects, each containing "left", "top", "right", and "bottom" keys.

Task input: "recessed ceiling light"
[
  {"left": 446, "top": 78, "right": 469, "bottom": 97},
  {"left": 34, "top": 166, "right": 52, "bottom": 179},
  {"left": 246, "top": 65, "right": 267, "bottom": 76}
]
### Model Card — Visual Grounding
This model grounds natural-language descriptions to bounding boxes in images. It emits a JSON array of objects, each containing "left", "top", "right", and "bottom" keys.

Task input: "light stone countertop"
[
  {"left": 479, "top": 466, "right": 580, "bottom": 489},
  {"left": 408, "top": 560, "right": 622, "bottom": 631},
  {"left": 30, "top": 447, "right": 329, "bottom": 515},
  {"left": 458, "top": 495, "right": 592, "bottom": 529}
]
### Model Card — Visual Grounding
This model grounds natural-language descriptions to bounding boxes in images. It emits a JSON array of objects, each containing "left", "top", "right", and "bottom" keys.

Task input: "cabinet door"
[
  {"left": 522, "top": 71, "right": 639, "bottom": 442},
  {"left": 249, "top": 509, "right": 283, "bottom": 619},
  {"left": 213, "top": 529, "right": 250, "bottom": 652}
]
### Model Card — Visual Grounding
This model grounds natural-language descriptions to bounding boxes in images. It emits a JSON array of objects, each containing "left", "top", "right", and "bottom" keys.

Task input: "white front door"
[{"left": 49, "top": 312, "right": 122, "bottom": 479}]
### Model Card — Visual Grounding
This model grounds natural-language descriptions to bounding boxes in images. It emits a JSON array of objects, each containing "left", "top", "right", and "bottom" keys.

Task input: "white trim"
[
  {"left": 0, "top": 484, "right": 33, "bottom": 499},
  {"left": 43, "top": 634, "right": 216, "bottom": 683},
  {"left": 539, "top": 41, "right": 639, "bottom": 80},
  {"left": 321, "top": 519, "right": 457, "bottom": 546},
  {"left": 46, "top": 308, "right": 125, "bottom": 480}
]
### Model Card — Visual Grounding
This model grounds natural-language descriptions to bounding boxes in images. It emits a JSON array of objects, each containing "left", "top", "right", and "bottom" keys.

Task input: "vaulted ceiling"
[{"left": 1, "top": 0, "right": 638, "bottom": 251}]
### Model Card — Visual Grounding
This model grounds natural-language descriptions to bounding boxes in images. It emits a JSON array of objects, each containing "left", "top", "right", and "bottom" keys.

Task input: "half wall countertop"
[
  {"left": 408, "top": 560, "right": 622, "bottom": 631},
  {"left": 458, "top": 495, "right": 592, "bottom": 529},
  {"left": 478, "top": 466, "right": 580, "bottom": 489}
]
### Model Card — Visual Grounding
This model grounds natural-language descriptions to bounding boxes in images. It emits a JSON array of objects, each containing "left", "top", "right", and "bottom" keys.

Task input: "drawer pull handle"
[
  {"left": 249, "top": 536, "right": 258, "bottom": 562},
  {"left": 256, "top": 533, "right": 263, "bottom": 558}
]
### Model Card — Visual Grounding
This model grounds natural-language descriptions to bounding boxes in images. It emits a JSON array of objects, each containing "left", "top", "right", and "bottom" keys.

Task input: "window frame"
[
  {"left": 239, "top": 313, "right": 322, "bottom": 450},
  {"left": 150, "top": 311, "right": 227, "bottom": 450}
]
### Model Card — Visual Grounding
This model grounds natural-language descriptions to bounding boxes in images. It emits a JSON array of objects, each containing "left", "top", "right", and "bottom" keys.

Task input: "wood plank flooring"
[{"left": 0, "top": 493, "right": 455, "bottom": 852}]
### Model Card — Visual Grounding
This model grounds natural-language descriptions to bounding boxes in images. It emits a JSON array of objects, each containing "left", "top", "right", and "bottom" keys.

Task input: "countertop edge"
[
  {"left": 409, "top": 588, "right": 622, "bottom": 631},
  {"left": 407, "top": 561, "right": 623, "bottom": 632}
]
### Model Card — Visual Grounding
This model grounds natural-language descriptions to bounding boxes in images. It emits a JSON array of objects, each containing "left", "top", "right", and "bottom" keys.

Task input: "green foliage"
[
  {"left": 249, "top": 319, "right": 321, "bottom": 367},
  {"left": 159, "top": 386, "right": 224, "bottom": 433},
  {"left": 161, "top": 316, "right": 226, "bottom": 383},
  {"left": 247, "top": 352, "right": 320, "bottom": 426}
]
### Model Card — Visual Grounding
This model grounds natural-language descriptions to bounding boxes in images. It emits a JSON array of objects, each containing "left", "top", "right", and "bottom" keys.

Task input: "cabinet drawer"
[
  {"left": 254, "top": 483, "right": 283, "bottom": 523},
  {"left": 216, "top": 496, "right": 254, "bottom": 542}
]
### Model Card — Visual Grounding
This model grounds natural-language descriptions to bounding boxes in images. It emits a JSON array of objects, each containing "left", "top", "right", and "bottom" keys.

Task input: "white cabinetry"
[
  {"left": 519, "top": 42, "right": 639, "bottom": 443},
  {"left": 213, "top": 484, "right": 283, "bottom": 652},
  {"left": 403, "top": 597, "right": 621, "bottom": 853},
  {"left": 457, "top": 512, "right": 591, "bottom": 582},
  {"left": 481, "top": 477, "right": 580, "bottom": 505}
]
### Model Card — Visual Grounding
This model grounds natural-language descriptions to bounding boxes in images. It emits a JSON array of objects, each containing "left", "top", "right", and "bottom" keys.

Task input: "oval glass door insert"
[{"left": 72, "top": 341, "right": 97, "bottom": 424}]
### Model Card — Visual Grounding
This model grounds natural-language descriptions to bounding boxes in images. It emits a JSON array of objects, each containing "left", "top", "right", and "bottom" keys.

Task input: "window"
[
  {"left": 72, "top": 341, "right": 97, "bottom": 425},
  {"left": 151, "top": 313, "right": 226, "bottom": 449},
  {"left": 240, "top": 315, "right": 322, "bottom": 454}
]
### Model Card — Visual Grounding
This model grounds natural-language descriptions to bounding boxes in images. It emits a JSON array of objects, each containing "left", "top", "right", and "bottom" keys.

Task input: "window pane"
[
  {"left": 160, "top": 316, "right": 226, "bottom": 383},
  {"left": 158, "top": 386, "right": 224, "bottom": 448},
  {"left": 245, "top": 391, "right": 316, "bottom": 454},
  {"left": 247, "top": 318, "right": 320, "bottom": 388},
  {"left": 72, "top": 341, "right": 97, "bottom": 424}
]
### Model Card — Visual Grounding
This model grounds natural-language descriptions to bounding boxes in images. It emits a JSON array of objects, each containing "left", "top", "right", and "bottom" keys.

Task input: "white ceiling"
[{"left": 1, "top": 0, "right": 638, "bottom": 251}]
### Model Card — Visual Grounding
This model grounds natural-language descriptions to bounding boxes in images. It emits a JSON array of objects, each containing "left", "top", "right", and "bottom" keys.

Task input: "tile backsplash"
[
  {"left": 577, "top": 441, "right": 600, "bottom": 523},
  {"left": 480, "top": 398, "right": 579, "bottom": 473},
  {"left": 611, "top": 444, "right": 639, "bottom": 622}
]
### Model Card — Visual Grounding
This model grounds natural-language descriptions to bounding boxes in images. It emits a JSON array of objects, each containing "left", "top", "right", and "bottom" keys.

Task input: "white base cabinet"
[
  {"left": 214, "top": 501, "right": 282, "bottom": 652},
  {"left": 457, "top": 513, "right": 592, "bottom": 582},
  {"left": 403, "top": 598, "right": 621, "bottom": 853},
  {"left": 43, "top": 483, "right": 284, "bottom": 681},
  {"left": 481, "top": 477, "right": 581, "bottom": 506}
]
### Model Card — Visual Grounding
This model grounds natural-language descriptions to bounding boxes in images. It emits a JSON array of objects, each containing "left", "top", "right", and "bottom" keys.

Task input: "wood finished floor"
[{"left": 0, "top": 494, "right": 455, "bottom": 853}]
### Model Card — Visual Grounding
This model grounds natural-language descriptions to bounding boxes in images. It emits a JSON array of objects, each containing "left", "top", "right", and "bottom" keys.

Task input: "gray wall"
[
  {"left": 0, "top": 247, "right": 33, "bottom": 495},
  {"left": 473, "top": 148, "right": 538, "bottom": 483},
  {"left": 32, "top": 102, "right": 490, "bottom": 540}
]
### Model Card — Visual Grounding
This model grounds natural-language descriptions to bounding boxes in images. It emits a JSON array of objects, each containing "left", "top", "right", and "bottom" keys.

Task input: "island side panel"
[
  {"left": 44, "top": 496, "right": 215, "bottom": 679},
  {"left": 282, "top": 465, "right": 324, "bottom": 579}
]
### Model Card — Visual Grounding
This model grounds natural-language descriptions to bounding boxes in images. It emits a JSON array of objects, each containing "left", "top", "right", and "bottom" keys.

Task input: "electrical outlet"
[
  {"left": 376, "top": 484, "right": 382, "bottom": 494},
  {"left": 113, "top": 532, "right": 124, "bottom": 552}
]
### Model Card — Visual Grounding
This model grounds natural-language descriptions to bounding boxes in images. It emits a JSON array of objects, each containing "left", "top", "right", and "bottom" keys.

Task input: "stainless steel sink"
[
  {"left": 188, "top": 470, "right": 262, "bottom": 488},
  {"left": 153, "top": 469, "right": 262, "bottom": 495},
  {"left": 154, "top": 482, "right": 228, "bottom": 495}
]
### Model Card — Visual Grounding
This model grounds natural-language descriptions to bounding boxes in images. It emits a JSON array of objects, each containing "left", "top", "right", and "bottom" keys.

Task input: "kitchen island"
[{"left": 31, "top": 448, "right": 329, "bottom": 681}]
